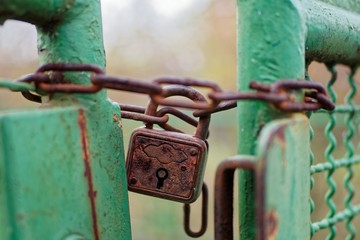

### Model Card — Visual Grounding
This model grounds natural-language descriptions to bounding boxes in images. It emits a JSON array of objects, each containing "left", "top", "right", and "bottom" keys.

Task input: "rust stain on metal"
[
  {"left": 113, "top": 114, "right": 118, "bottom": 122},
  {"left": 257, "top": 126, "right": 287, "bottom": 240},
  {"left": 208, "top": 79, "right": 334, "bottom": 112},
  {"left": 145, "top": 85, "right": 210, "bottom": 140},
  {"left": 16, "top": 214, "right": 25, "bottom": 221},
  {"left": 127, "top": 85, "right": 210, "bottom": 203},
  {"left": 113, "top": 113, "right": 123, "bottom": 129},
  {"left": 126, "top": 128, "right": 207, "bottom": 203},
  {"left": 78, "top": 109, "right": 99, "bottom": 240},
  {"left": 266, "top": 210, "right": 279, "bottom": 240}
]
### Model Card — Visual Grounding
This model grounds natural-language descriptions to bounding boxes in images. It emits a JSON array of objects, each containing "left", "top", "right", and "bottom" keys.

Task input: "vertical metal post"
[
  {"left": 236, "top": 0, "right": 305, "bottom": 238},
  {"left": 0, "top": 1, "right": 131, "bottom": 239}
]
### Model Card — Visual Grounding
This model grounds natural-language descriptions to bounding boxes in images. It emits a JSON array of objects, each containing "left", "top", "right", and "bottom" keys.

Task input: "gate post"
[
  {"left": 0, "top": 1, "right": 131, "bottom": 239},
  {"left": 236, "top": 1, "right": 306, "bottom": 238}
]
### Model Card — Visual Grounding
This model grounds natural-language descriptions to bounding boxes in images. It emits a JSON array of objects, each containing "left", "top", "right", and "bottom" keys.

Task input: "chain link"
[{"left": 1, "top": 63, "right": 335, "bottom": 127}]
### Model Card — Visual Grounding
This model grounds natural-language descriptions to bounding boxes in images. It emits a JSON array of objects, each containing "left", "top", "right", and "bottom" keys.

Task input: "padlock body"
[{"left": 126, "top": 127, "right": 208, "bottom": 203}]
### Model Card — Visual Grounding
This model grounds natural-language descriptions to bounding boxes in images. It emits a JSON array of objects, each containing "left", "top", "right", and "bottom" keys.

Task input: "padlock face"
[{"left": 126, "top": 127, "right": 207, "bottom": 203}]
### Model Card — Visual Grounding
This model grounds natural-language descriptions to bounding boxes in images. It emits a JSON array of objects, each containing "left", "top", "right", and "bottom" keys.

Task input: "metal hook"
[
  {"left": 183, "top": 183, "right": 208, "bottom": 238},
  {"left": 214, "top": 156, "right": 256, "bottom": 240}
]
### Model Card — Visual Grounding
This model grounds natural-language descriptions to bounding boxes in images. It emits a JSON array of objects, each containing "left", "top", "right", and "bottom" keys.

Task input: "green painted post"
[
  {"left": 304, "top": 0, "right": 360, "bottom": 65},
  {"left": 256, "top": 115, "right": 310, "bottom": 240},
  {"left": 236, "top": 0, "right": 305, "bottom": 238},
  {"left": 0, "top": 1, "right": 131, "bottom": 239}
]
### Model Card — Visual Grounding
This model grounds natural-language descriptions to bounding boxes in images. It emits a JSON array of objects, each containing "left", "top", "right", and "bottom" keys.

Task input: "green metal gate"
[
  {"left": 236, "top": 0, "right": 360, "bottom": 239},
  {"left": 1, "top": 0, "right": 360, "bottom": 239}
]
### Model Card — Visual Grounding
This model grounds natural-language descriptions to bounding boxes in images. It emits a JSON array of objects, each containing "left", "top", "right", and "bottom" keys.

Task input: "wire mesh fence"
[{"left": 308, "top": 63, "right": 360, "bottom": 239}]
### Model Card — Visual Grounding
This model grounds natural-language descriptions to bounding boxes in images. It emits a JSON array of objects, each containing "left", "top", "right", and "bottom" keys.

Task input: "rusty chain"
[
  {"left": 0, "top": 63, "right": 336, "bottom": 238},
  {"left": 2, "top": 63, "right": 335, "bottom": 117},
  {"left": 1, "top": 63, "right": 336, "bottom": 137}
]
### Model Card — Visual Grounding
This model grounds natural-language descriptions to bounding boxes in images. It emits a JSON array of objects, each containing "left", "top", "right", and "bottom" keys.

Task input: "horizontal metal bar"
[
  {"left": 304, "top": 0, "right": 360, "bottom": 65},
  {"left": 310, "top": 156, "right": 360, "bottom": 174},
  {"left": 0, "top": 79, "right": 35, "bottom": 92},
  {"left": 311, "top": 204, "right": 360, "bottom": 233},
  {"left": 316, "top": 105, "right": 360, "bottom": 114},
  {"left": 0, "top": 0, "right": 71, "bottom": 25},
  {"left": 319, "top": 0, "right": 360, "bottom": 15}
]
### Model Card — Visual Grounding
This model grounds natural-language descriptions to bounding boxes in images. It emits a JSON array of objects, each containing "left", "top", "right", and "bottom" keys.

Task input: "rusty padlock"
[{"left": 126, "top": 85, "right": 210, "bottom": 203}]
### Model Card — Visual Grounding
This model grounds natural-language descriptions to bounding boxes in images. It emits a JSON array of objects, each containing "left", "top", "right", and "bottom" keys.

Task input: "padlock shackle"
[
  {"left": 155, "top": 107, "right": 198, "bottom": 133},
  {"left": 145, "top": 85, "right": 210, "bottom": 140}
]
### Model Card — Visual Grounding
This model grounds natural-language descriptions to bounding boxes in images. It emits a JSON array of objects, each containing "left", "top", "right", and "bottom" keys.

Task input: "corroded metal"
[
  {"left": 78, "top": 109, "right": 99, "bottom": 240},
  {"left": 0, "top": 2, "right": 132, "bottom": 240},
  {"left": 118, "top": 104, "right": 200, "bottom": 134},
  {"left": 11, "top": 64, "right": 335, "bottom": 116},
  {"left": 236, "top": 1, "right": 305, "bottom": 237},
  {"left": 120, "top": 110, "right": 169, "bottom": 125},
  {"left": 126, "top": 127, "right": 208, "bottom": 203},
  {"left": 156, "top": 107, "right": 199, "bottom": 134},
  {"left": 145, "top": 85, "right": 210, "bottom": 140},
  {"left": 209, "top": 79, "right": 335, "bottom": 112},
  {"left": 184, "top": 183, "right": 208, "bottom": 238},
  {"left": 152, "top": 76, "right": 222, "bottom": 109},
  {"left": 195, "top": 80, "right": 334, "bottom": 117},
  {"left": 93, "top": 75, "right": 162, "bottom": 94},
  {"left": 214, "top": 156, "right": 256, "bottom": 240},
  {"left": 126, "top": 85, "right": 210, "bottom": 203},
  {"left": 193, "top": 100, "right": 236, "bottom": 118},
  {"left": 256, "top": 115, "right": 310, "bottom": 240},
  {"left": 17, "top": 63, "right": 162, "bottom": 100}
]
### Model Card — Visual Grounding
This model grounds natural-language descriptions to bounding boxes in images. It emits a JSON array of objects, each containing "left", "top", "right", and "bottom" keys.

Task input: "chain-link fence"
[{"left": 308, "top": 63, "right": 360, "bottom": 239}]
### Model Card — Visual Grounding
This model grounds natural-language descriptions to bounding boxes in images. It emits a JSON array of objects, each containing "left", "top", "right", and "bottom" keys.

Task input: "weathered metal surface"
[
  {"left": 0, "top": 0, "right": 72, "bottom": 25},
  {"left": 156, "top": 107, "right": 199, "bottom": 134},
  {"left": 207, "top": 80, "right": 334, "bottom": 112},
  {"left": 319, "top": 0, "right": 360, "bottom": 14},
  {"left": 183, "top": 183, "right": 208, "bottom": 238},
  {"left": 127, "top": 85, "right": 210, "bottom": 203},
  {"left": 4, "top": 63, "right": 335, "bottom": 115},
  {"left": 145, "top": 85, "right": 210, "bottom": 140},
  {"left": 119, "top": 104, "right": 198, "bottom": 133},
  {"left": 214, "top": 156, "right": 256, "bottom": 240},
  {"left": 16, "top": 63, "right": 163, "bottom": 103},
  {"left": 0, "top": 79, "right": 35, "bottom": 92},
  {"left": 304, "top": 0, "right": 360, "bottom": 65},
  {"left": 0, "top": 1, "right": 132, "bottom": 239},
  {"left": 256, "top": 115, "right": 310, "bottom": 240},
  {"left": 126, "top": 127, "right": 208, "bottom": 203},
  {"left": 237, "top": 0, "right": 305, "bottom": 238},
  {"left": 78, "top": 109, "right": 99, "bottom": 239},
  {"left": 193, "top": 100, "right": 236, "bottom": 117},
  {"left": 0, "top": 107, "right": 132, "bottom": 240},
  {"left": 214, "top": 116, "right": 310, "bottom": 240},
  {"left": 153, "top": 77, "right": 222, "bottom": 109},
  {"left": 121, "top": 110, "right": 169, "bottom": 125}
]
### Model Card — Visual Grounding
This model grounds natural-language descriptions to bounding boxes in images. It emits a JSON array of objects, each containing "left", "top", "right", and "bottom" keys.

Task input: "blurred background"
[{"left": 0, "top": 0, "right": 359, "bottom": 239}]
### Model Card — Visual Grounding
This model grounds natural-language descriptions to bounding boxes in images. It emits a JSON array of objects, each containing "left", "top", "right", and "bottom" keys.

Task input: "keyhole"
[{"left": 156, "top": 168, "right": 168, "bottom": 189}]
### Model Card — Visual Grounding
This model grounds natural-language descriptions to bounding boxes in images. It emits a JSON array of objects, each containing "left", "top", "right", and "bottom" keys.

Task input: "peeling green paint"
[
  {"left": 0, "top": 1, "right": 131, "bottom": 239},
  {"left": 256, "top": 115, "right": 310, "bottom": 240},
  {"left": 236, "top": 0, "right": 305, "bottom": 238},
  {"left": 0, "top": 0, "right": 73, "bottom": 25},
  {"left": 305, "top": 0, "right": 360, "bottom": 65}
]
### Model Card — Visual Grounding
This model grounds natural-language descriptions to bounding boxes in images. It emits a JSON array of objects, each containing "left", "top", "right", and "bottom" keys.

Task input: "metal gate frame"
[
  {"left": 237, "top": 0, "right": 360, "bottom": 239},
  {"left": 0, "top": 1, "right": 132, "bottom": 239},
  {"left": 1, "top": 0, "right": 360, "bottom": 239}
]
